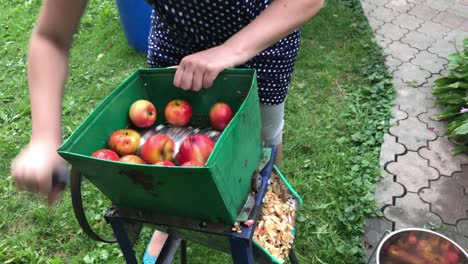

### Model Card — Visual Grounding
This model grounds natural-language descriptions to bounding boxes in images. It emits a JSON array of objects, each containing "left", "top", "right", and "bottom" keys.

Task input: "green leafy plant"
[{"left": 433, "top": 39, "right": 468, "bottom": 155}]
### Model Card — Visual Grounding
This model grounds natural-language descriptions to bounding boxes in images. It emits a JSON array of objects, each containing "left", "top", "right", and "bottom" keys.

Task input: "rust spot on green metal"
[{"left": 119, "top": 169, "right": 154, "bottom": 191}]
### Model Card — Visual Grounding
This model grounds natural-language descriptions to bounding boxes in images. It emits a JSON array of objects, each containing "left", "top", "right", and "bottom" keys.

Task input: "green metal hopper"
[{"left": 58, "top": 68, "right": 263, "bottom": 225}]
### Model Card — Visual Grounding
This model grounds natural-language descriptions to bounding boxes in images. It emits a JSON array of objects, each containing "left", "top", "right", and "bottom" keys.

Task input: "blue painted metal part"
[
  {"left": 229, "top": 145, "right": 277, "bottom": 264},
  {"left": 109, "top": 218, "right": 139, "bottom": 264},
  {"left": 230, "top": 238, "right": 255, "bottom": 264},
  {"left": 230, "top": 145, "right": 277, "bottom": 240},
  {"left": 105, "top": 145, "right": 280, "bottom": 264}
]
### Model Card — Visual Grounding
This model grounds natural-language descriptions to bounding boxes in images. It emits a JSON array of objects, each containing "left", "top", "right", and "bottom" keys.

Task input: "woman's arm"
[
  {"left": 174, "top": 0, "right": 325, "bottom": 91},
  {"left": 11, "top": 0, "right": 87, "bottom": 200}
]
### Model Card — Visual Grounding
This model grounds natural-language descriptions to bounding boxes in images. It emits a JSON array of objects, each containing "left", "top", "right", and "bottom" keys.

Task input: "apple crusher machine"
[{"left": 57, "top": 68, "right": 303, "bottom": 264}]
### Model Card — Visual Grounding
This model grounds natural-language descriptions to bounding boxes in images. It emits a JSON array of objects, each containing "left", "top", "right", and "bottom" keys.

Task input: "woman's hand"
[
  {"left": 11, "top": 139, "right": 66, "bottom": 204},
  {"left": 173, "top": 45, "right": 242, "bottom": 91},
  {"left": 173, "top": 0, "right": 324, "bottom": 92}
]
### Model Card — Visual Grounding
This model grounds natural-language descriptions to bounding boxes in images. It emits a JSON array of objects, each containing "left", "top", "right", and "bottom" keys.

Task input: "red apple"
[
  {"left": 176, "top": 134, "right": 214, "bottom": 165},
  {"left": 154, "top": 160, "right": 175, "bottom": 166},
  {"left": 416, "top": 240, "right": 432, "bottom": 254},
  {"left": 444, "top": 251, "right": 460, "bottom": 264},
  {"left": 108, "top": 129, "right": 141, "bottom": 156},
  {"left": 407, "top": 234, "right": 418, "bottom": 245},
  {"left": 91, "top": 149, "right": 119, "bottom": 161},
  {"left": 181, "top": 161, "right": 204, "bottom": 167},
  {"left": 129, "top": 100, "right": 157, "bottom": 128},
  {"left": 140, "top": 134, "right": 175, "bottom": 164},
  {"left": 119, "top": 155, "right": 145, "bottom": 164},
  {"left": 165, "top": 99, "right": 192, "bottom": 126},
  {"left": 439, "top": 240, "right": 451, "bottom": 251},
  {"left": 209, "top": 102, "right": 233, "bottom": 131}
]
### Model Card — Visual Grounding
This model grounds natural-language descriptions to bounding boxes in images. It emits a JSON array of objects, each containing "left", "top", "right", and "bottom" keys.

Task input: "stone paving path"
[{"left": 360, "top": 0, "right": 468, "bottom": 261}]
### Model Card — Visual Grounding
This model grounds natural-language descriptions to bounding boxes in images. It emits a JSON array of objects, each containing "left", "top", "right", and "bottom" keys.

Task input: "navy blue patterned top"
[{"left": 147, "top": 0, "right": 300, "bottom": 105}]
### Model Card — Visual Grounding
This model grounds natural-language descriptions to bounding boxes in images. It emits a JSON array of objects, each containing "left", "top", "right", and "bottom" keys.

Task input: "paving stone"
[
  {"left": 364, "top": 0, "right": 393, "bottom": 7},
  {"left": 440, "top": 69, "right": 449, "bottom": 76},
  {"left": 369, "top": 7, "right": 400, "bottom": 23},
  {"left": 367, "top": 16, "right": 385, "bottom": 30},
  {"left": 409, "top": 5, "right": 440, "bottom": 20},
  {"left": 385, "top": 41, "right": 418, "bottom": 62},
  {"left": 385, "top": 0, "right": 415, "bottom": 13},
  {"left": 362, "top": 217, "right": 393, "bottom": 264},
  {"left": 361, "top": 0, "right": 378, "bottom": 14},
  {"left": 393, "top": 62, "right": 431, "bottom": 87},
  {"left": 428, "top": 39, "right": 460, "bottom": 59},
  {"left": 392, "top": 76, "right": 409, "bottom": 89},
  {"left": 407, "top": 0, "right": 426, "bottom": 4},
  {"left": 374, "top": 34, "right": 392, "bottom": 48},
  {"left": 377, "top": 23, "right": 410, "bottom": 41},
  {"left": 387, "top": 151, "right": 439, "bottom": 192},
  {"left": 395, "top": 86, "right": 433, "bottom": 116},
  {"left": 390, "top": 104, "right": 408, "bottom": 125},
  {"left": 401, "top": 31, "right": 436, "bottom": 50},
  {"left": 438, "top": 225, "right": 468, "bottom": 250},
  {"left": 419, "top": 176, "right": 468, "bottom": 224},
  {"left": 392, "top": 13, "right": 424, "bottom": 30},
  {"left": 380, "top": 133, "right": 406, "bottom": 168},
  {"left": 455, "top": 0, "right": 468, "bottom": 5},
  {"left": 447, "top": 4, "right": 468, "bottom": 18},
  {"left": 432, "top": 11, "right": 466, "bottom": 29},
  {"left": 418, "top": 85, "right": 435, "bottom": 98},
  {"left": 458, "top": 21, "right": 468, "bottom": 33},
  {"left": 417, "top": 105, "right": 447, "bottom": 136},
  {"left": 444, "top": 29, "right": 468, "bottom": 48},
  {"left": 384, "top": 55, "right": 402, "bottom": 73},
  {"left": 376, "top": 173, "right": 406, "bottom": 208},
  {"left": 419, "top": 137, "right": 468, "bottom": 176},
  {"left": 425, "top": 72, "right": 449, "bottom": 87},
  {"left": 453, "top": 165, "right": 468, "bottom": 193},
  {"left": 457, "top": 219, "right": 468, "bottom": 237},
  {"left": 423, "top": 0, "right": 450, "bottom": 11},
  {"left": 384, "top": 192, "right": 443, "bottom": 229},
  {"left": 417, "top": 21, "right": 451, "bottom": 39},
  {"left": 411, "top": 50, "right": 448, "bottom": 74}
]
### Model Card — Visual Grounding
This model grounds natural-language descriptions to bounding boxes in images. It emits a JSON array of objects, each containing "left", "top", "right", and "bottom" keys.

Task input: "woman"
[{"left": 10, "top": 0, "right": 324, "bottom": 262}]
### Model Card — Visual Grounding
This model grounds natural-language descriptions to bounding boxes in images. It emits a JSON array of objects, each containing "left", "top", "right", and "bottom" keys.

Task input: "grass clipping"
[{"left": 253, "top": 173, "right": 297, "bottom": 263}]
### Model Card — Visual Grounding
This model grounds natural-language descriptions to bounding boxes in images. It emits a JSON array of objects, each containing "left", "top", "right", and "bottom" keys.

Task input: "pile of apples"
[
  {"left": 91, "top": 99, "right": 233, "bottom": 167},
  {"left": 381, "top": 230, "right": 466, "bottom": 264}
]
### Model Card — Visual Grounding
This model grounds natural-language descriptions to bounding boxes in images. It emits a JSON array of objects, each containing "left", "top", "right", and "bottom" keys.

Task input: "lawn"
[{"left": 0, "top": 0, "right": 394, "bottom": 263}]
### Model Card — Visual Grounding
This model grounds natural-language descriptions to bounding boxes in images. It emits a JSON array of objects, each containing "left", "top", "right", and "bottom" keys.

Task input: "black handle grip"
[{"left": 52, "top": 167, "right": 69, "bottom": 191}]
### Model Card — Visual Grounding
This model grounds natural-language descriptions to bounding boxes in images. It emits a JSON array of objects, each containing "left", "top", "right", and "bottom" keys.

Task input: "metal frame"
[{"left": 103, "top": 146, "right": 299, "bottom": 264}]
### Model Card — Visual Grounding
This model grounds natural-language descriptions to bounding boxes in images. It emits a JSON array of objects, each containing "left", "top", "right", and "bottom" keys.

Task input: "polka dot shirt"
[{"left": 146, "top": 0, "right": 301, "bottom": 105}]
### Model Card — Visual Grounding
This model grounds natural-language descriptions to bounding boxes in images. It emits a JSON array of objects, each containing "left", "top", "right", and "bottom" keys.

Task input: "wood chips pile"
[{"left": 253, "top": 173, "right": 297, "bottom": 263}]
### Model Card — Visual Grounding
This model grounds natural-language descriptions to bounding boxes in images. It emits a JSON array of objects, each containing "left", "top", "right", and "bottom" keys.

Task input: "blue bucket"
[{"left": 115, "top": 0, "right": 152, "bottom": 53}]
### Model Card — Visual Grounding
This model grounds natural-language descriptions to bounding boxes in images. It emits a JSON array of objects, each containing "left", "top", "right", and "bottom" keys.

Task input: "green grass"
[{"left": 0, "top": 0, "right": 394, "bottom": 263}]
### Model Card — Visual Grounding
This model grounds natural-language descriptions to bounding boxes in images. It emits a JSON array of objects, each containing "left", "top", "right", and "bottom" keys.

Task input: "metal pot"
[{"left": 374, "top": 228, "right": 468, "bottom": 264}]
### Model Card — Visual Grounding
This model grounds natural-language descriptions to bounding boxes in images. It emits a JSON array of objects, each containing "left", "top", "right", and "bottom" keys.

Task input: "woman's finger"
[
  {"left": 192, "top": 69, "right": 204, "bottom": 91},
  {"left": 202, "top": 69, "right": 219, "bottom": 89},
  {"left": 179, "top": 67, "right": 194, "bottom": 90},
  {"left": 36, "top": 167, "right": 53, "bottom": 196},
  {"left": 173, "top": 66, "right": 184, "bottom": 88}
]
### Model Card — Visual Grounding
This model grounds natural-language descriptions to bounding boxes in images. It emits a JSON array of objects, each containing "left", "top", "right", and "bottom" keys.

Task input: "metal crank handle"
[
  {"left": 53, "top": 167, "right": 70, "bottom": 190},
  {"left": 49, "top": 167, "right": 70, "bottom": 206}
]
